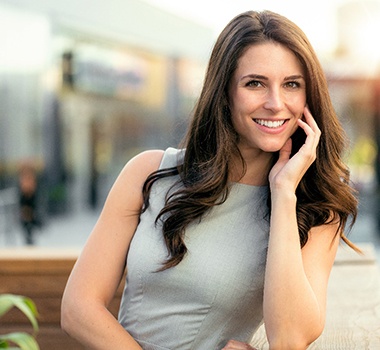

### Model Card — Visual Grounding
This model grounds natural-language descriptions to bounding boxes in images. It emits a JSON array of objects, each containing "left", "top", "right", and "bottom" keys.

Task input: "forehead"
[{"left": 235, "top": 42, "right": 304, "bottom": 76}]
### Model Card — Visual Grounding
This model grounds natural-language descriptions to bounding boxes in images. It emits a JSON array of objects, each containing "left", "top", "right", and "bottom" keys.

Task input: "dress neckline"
[{"left": 229, "top": 181, "right": 269, "bottom": 189}]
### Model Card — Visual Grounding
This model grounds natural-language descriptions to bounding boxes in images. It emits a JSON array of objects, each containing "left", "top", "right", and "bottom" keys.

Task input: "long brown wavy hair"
[{"left": 142, "top": 10, "right": 358, "bottom": 270}]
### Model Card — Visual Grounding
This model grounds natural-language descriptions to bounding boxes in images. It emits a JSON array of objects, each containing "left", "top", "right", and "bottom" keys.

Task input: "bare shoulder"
[
  {"left": 116, "top": 149, "right": 165, "bottom": 187},
  {"left": 128, "top": 149, "right": 165, "bottom": 169},
  {"left": 103, "top": 149, "right": 164, "bottom": 213},
  {"left": 123, "top": 149, "right": 164, "bottom": 175}
]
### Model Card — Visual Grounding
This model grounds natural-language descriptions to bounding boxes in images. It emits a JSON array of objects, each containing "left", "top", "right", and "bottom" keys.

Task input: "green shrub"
[{"left": 0, "top": 294, "right": 39, "bottom": 350}]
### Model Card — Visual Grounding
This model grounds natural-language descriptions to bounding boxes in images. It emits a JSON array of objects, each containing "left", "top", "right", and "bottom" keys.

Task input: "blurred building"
[
  {"left": 1, "top": 0, "right": 380, "bottom": 219},
  {"left": 0, "top": 0, "right": 214, "bottom": 213},
  {"left": 324, "top": 0, "right": 380, "bottom": 193}
]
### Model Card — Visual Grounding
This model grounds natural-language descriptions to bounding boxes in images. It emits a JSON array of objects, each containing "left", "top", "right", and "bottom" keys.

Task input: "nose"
[{"left": 263, "top": 87, "right": 284, "bottom": 112}]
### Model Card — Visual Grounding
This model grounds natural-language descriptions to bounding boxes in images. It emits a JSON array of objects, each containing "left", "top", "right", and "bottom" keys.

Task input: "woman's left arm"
[{"left": 264, "top": 107, "right": 340, "bottom": 349}]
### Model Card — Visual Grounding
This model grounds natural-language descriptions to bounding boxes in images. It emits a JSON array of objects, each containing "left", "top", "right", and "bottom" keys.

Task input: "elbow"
[
  {"left": 60, "top": 293, "right": 80, "bottom": 337},
  {"left": 60, "top": 299, "right": 73, "bottom": 336},
  {"left": 268, "top": 339, "right": 310, "bottom": 350},
  {"left": 267, "top": 327, "right": 323, "bottom": 350}
]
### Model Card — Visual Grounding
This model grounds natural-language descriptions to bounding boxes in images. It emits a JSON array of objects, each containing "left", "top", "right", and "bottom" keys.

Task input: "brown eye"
[
  {"left": 285, "top": 81, "right": 301, "bottom": 89},
  {"left": 246, "top": 80, "right": 263, "bottom": 88}
]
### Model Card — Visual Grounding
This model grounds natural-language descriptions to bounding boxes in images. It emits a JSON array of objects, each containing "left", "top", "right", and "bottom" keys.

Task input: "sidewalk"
[{"left": 0, "top": 209, "right": 99, "bottom": 248}]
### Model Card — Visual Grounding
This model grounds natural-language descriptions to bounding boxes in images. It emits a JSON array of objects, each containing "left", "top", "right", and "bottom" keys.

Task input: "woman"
[
  {"left": 61, "top": 10, "right": 357, "bottom": 349},
  {"left": 18, "top": 164, "right": 40, "bottom": 245}
]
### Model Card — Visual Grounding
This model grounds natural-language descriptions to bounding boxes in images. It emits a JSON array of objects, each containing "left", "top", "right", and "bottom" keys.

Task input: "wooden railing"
[{"left": 0, "top": 248, "right": 123, "bottom": 350}]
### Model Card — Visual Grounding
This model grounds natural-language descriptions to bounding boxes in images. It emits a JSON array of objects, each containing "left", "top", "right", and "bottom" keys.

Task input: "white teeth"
[{"left": 254, "top": 119, "right": 285, "bottom": 128}]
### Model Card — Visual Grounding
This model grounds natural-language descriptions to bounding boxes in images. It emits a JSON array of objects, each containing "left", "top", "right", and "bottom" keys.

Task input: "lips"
[{"left": 253, "top": 119, "right": 287, "bottom": 128}]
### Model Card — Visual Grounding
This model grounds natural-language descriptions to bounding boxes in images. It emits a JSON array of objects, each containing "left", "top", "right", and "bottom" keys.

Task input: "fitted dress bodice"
[{"left": 118, "top": 148, "right": 270, "bottom": 349}]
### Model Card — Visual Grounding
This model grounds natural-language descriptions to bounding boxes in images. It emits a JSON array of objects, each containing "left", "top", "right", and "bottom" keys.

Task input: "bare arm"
[
  {"left": 263, "top": 107, "right": 339, "bottom": 349},
  {"left": 61, "top": 150, "right": 164, "bottom": 350}
]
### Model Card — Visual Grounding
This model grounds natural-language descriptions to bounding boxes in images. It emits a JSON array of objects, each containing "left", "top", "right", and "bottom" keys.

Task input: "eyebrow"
[
  {"left": 284, "top": 75, "right": 305, "bottom": 80},
  {"left": 241, "top": 74, "right": 268, "bottom": 81},
  {"left": 241, "top": 74, "right": 305, "bottom": 81}
]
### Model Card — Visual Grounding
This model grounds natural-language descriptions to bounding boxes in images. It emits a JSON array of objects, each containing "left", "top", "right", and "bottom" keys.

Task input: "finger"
[
  {"left": 222, "top": 346, "right": 257, "bottom": 350},
  {"left": 296, "top": 121, "right": 319, "bottom": 160},
  {"left": 297, "top": 118, "right": 320, "bottom": 148},
  {"left": 297, "top": 107, "right": 321, "bottom": 148},
  {"left": 222, "top": 340, "right": 257, "bottom": 349},
  {"left": 278, "top": 138, "right": 292, "bottom": 161},
  {"left": 303, "top": 105, "right": 321, "bottom": 135},
  {"left": 303, "top": 105, "right": 315, "bottom": 123}
]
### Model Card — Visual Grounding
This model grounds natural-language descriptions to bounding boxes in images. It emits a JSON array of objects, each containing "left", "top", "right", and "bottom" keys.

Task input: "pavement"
[
  {"left": 0, "top": 208, "right": 100, "bottom": 248},
  {"left": 1, "top": 195, "right": 380, "bottom": 263}
]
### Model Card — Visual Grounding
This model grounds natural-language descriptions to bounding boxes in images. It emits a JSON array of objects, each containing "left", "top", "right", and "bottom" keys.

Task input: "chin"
[{"left": 260, "top": 145, "right": 283, "bottom": 153}]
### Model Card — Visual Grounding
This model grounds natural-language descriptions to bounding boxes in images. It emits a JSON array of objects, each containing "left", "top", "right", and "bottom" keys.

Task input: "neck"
[{"left": 229, "top": 149, "right": 274, "bottom": 186}]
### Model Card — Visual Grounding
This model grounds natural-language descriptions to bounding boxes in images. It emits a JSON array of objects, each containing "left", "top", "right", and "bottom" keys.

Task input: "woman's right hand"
[
  {"left": 268, "top": 106, "right": 321, "bottom": 195},
  {"left": 222, "top": 339, "right": 257, "bottom": 350}
]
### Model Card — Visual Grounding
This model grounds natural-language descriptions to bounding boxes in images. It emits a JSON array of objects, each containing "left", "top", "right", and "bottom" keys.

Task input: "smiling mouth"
[{"left": 253, "top": 119, "right": 287, "bottom": 128}]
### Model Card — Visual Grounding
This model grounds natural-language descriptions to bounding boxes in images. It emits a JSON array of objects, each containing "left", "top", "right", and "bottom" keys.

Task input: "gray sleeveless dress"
[{"left": 118, "top": 148, "right": 270, "bottom": 350}]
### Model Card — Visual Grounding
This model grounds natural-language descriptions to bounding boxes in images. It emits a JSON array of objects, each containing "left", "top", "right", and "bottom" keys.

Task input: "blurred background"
[{"left": 0, "top": 0, "right": 379, "bottom": 257}]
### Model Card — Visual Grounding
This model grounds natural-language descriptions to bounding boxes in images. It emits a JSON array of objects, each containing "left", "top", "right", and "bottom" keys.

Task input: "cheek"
[
  {"left": 289, "top": 121, "right": 300, "bottom": 137},
  {"left": 229, "top": 95, "right": 250, "bottom": 121},
  {"left": 289, "top": 96, "right": 306, "bottom": 118}
]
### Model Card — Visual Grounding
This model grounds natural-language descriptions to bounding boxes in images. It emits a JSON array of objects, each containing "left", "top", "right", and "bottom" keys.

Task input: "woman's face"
[{"left": 228, "top": 41, "right": 307, "bottom": 155}]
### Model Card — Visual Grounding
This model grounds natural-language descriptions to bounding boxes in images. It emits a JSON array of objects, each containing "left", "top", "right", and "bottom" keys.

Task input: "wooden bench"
[
  {"left": 0, "top": 247, "right": 124, "bottom": 350},
  {"left": 250, "top": 243, "right": 380, "bottom": 349}
]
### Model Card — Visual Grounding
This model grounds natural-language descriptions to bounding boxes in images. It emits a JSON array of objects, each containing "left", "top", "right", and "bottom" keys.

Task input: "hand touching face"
[{"left": 269, "top": 105, "right": 321, "bottom": 194}]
